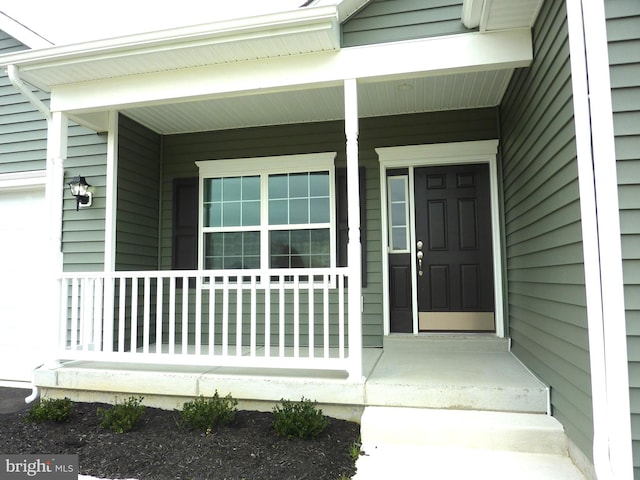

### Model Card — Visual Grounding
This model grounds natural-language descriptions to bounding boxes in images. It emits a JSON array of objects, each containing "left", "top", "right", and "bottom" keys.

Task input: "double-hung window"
[{"left": 196, "top": 153, "right": 336, "bottom": 272}]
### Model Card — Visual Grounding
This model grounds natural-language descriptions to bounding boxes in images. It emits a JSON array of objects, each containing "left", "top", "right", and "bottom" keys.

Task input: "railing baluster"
[
  {"left": 130, "top": 277, "right": 138, "bottom": 352},
  {"left": 222, "top": 276, "right": 229, "bottom": 357},
  {"left": 308, "top": 278, "right": 314, "bottom": 359},
  {"left": 323, "top": 274, "right": 329, "bottom": 359},
  {"left": 236, "top": 276, "right": 242, "bottom": 357},
  {"left": 339, "top": 273, "right": 345, "bottom": 359},
  {"left": 169, "top": 277, "right": 176, "bottom": 355},
  {"left": 118, "top": 278, "right": 126, "bottom": 352},
  {"left": 70, "top": 278, "right": 79, "bottom": 350},
  {"left": 156, "top": 276, "right": 163, "bottom": 355},
  {"left": 143, "top": 276, "right": 151, "bottom": 354},
  {"left": 182, "top": 276, "right": 188, "bottom": 355},
  {"left": 59, "top": 278, "right": 69, "bottom": 351},
  {"left": 81, "top": 278, "right": 91, "bottom": 350},
  {"left": 195, "top": 275, "right": 202, "bottom": 356},
  {"left": 94, "top": 278, "right": 103, "bottom": 352},
  {"left": 208, "top": 275, "right": 215, "bottom": 356},
  {"left": 250, "top": 275, "right": 257, "bottom": 357},
  {"left": 278, "top": 276, "right": 285, "bottom": 357},
  {"left": 264, "top": 278, "right": 271, "bottom": 358},
  {"left": 294, "top": 275, "right": 300, "bottom": 358}
]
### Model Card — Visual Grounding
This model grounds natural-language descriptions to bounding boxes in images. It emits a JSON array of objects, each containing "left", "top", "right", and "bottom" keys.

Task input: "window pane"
[
  {"left": 289, "top": 198, "right": 309, "bottom": 224},
  {"left": 309, "top": 172, "right": 329, "bottom": 197},
  {"left": 204, "top": 232, "right": 260, "bottom": 270},
  {"left": 222, "top": 201, "right": 241, "bottom": 227},
  {"left": 269, "top": 174, "right": 288, "bottom": 199},
  {"left": 269, "top": 228, "right": 329, "bottom": 268},
  {"left": 390, "top": 177, "right": 405, "bottom": 202},
  {"left": 204, "top": 203, "right": 222, "bottom": 228},
  {"left": 269, "top": 199, "right": 288, "bottom": 225},
  {"left": 223, "top": 177, "right": 241, "bottom": 201},
  {"left": 392, "top": 227, "right": 407, "bottom": 251},
  {"left": 242, "top": 200, "right": 260, "bottom": 226},
  {"left": 391, "top": 203, "right": 406, "bottom": 227},
  {"left": 309, "top": 198, "right": 329, "bottom": 223},
  {"left": 289, "top": 173, "right": 308, "bottom": 198},
  {"left": 204, "top": 178, "right": 222, "bottom": 202},
  {"left": 242, "top": 176, "right": 260, "bottom": 200}
]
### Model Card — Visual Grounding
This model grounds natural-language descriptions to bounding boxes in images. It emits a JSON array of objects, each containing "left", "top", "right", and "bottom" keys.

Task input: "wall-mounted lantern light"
[{"left": 68, "top": 175, "right": 93, "bottom": 211}]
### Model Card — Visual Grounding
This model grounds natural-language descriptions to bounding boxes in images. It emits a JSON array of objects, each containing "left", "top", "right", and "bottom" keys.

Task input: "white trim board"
[{"left": 376, "top": 140, "right": 504, "bottom": 337}]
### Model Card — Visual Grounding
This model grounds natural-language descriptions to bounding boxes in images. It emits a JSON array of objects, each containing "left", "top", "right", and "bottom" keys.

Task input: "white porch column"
[
  {"left": 102, "top": 111, "right": 119, "bottom": 351},
  {"left": 344, "top": 78, "right": 363, "bottom": 380},
  {"left": 46, "top": 111, "right": 67, "bottom": 359}
]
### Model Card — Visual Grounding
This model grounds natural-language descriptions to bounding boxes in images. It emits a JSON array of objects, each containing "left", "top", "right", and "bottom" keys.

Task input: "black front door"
[{"left": 413, "top": 164, "right": 495, "bottom": 331}]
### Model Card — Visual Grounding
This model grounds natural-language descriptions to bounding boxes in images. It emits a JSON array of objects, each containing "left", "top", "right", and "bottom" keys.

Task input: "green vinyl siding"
[
  {"left": 605, "top": 0, "right": 640, "bottom": 474},
  {"left": 342, "top": 0, "right": 470, "bottom": 47},
  {"left": 62, "top": 126, "right": 108, "bottom": 271},
  {"left": 0, "top": 31, "right": 48, "bottom": 174},
  {"left": 159, "top": 108, "right": 498, "bottom": 348},
  {"left": 500, "top": 0, "right": 592, "bottom": 460},
  {"left": 116, "top": 114, "right": 162, "bottom": 271}
]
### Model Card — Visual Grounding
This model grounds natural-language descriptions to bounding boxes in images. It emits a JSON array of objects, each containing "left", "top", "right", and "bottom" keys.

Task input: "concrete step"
[
  {"left": 360, "top": 407, "right": 568, "bottom": 455},
  {"left": 384, "top": 334, "right": 510, "bottom": 353},
  {"left": 352, "top": 444, "right": 587, "bottom": 480}
]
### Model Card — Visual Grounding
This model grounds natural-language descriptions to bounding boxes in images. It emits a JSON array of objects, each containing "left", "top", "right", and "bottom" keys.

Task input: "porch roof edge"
[{"left": 0, "top": 5, "right": 340, "bottom": 92}]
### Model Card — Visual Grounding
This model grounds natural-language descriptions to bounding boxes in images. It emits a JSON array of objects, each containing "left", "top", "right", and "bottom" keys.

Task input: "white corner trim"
[
  {"left": 0, "top": 170, "right": 47, "bottom": 190},
  {"left": 566, "top": 0, "right": 633, "bottom": 478}
]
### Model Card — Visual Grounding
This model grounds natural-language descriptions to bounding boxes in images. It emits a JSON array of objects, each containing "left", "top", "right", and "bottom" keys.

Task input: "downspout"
[
  {"left": 566, "top": 0, "right": 633, "bottom": 478},
  {"left": 6, "top": 64, "right": 52, "bottom": 404},
  {"left": 7, "top": 65, "right": 51, "bottom": 122}
]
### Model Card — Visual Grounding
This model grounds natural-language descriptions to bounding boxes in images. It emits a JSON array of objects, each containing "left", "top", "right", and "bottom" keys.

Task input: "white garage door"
[{"left": 0, "top": 186, "right": 51, "bottom": 383}]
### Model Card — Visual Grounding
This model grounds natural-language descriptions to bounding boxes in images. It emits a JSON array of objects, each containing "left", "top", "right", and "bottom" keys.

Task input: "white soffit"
[
  {"left": 463, "top": 0, "right": 544, "bottom": 31},
  {"left": 120, "top": 69, "right": 514, "bottom": 134},
  {"left": 0, "top": 6, "right": 339, "bottom": 91}
]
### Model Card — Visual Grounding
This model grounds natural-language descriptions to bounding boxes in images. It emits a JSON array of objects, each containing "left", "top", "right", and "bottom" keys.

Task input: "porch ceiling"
[{"left": 121, "top": 69, "right": 514, "bottom": 135}]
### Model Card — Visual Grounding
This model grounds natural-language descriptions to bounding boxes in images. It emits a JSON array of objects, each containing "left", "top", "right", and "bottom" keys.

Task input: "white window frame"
[{"left": 196, "top": 152, "right": 337, "bottom": 275}]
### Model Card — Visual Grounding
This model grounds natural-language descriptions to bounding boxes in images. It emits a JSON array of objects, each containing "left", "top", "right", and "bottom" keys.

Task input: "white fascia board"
[
  {"left": 0, "top": 12, "right": 53, "bottom": 49},
  {"left": 50, "top": 29, "right": 532, "bottom": 114}
]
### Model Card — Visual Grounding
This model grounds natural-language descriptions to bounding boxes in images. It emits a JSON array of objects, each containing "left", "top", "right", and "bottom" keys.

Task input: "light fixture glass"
[{"left": 68, "top": 175, "right": 93, "bottom": 210}]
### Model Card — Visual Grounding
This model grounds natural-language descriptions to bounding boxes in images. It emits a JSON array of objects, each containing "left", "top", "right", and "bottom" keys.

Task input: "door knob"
[{"left": 417, "top": 250, "right": 423, "bottom": 276}]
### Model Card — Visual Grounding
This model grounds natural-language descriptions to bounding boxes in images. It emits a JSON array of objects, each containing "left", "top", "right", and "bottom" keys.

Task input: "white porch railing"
[{"left": 58, "top": 268, "right": 361, "bottom": 378}]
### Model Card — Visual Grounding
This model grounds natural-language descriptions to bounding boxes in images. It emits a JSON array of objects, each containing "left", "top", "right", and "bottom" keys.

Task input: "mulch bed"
[{"left": 0, "top": 401, "right": 360, "bottom": 480}]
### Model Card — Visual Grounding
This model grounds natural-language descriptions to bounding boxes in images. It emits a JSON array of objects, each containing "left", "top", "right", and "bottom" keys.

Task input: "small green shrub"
[
  {"left": 272, "top": 397, "right": 329, "bottom": 439},
  {"left": 181, "top": 391, "right": 238, "bottom": 432},
  {"left": 25, "top": 397, "right": 73, "bottom": 423},
  {"left": 97, "top": 396, "right": 146, "bottom": 434}
]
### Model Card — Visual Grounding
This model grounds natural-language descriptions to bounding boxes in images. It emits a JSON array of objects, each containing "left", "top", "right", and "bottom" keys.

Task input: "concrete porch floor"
[{"left": 35, "top": 335, "right": 548, "bottom": 415}]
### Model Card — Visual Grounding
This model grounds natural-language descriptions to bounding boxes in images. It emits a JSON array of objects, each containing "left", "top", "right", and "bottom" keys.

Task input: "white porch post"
[
  {"left": 344, "top": 78, "right": 363, "bottom": 380},
  {"left": 46, "top": 111, "right": 67, "bottom": 360},
  {"left": 102, "top": 111, "right": 119, "bottom": 351}
]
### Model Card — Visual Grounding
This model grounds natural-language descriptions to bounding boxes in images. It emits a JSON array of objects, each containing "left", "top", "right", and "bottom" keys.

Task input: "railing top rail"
[{"left": 59, "top": 267, "right": 349, "bottom": 280}]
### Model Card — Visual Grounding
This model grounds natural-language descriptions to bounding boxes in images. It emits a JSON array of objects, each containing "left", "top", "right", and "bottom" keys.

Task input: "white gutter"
[
  {"left": 566, "top": 0, "right": 633, "bottom": 478},
  {"left": 6, "top": 64, "right": 51, "bottom": 122}
]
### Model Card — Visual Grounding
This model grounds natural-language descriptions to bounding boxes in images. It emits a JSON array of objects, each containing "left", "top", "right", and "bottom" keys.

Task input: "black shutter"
[
  {"left": 172, "top": 177, "right": 198, "bottom": 271},
  {"left": 336, "top": 167, "right": 367, "bottom": 287}
]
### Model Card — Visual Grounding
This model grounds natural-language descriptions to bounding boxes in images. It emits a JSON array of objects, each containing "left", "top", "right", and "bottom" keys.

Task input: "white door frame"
[{"left": 376, "top": 140, "right": 504, "bottom": 337}]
